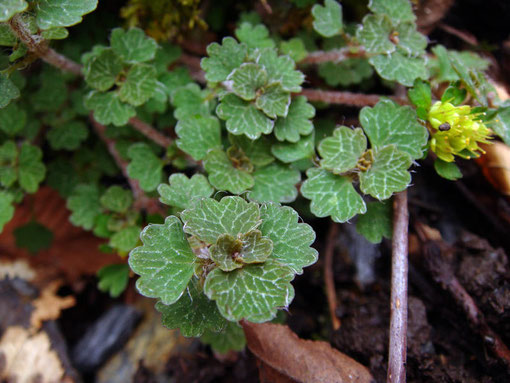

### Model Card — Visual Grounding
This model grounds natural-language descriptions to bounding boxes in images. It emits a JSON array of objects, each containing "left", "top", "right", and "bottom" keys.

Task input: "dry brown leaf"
[
  {"left": 31, "top": 280, "right": 76, "bottom": 329},
  {"left": 0, "top": 326, "right": 67, "bottom": 383},
  {"left": 242, "top": 321, "right": 375, "bottom": 383},
  {"left": 476, "top": 142, "right": 510, "bottom": 196}
]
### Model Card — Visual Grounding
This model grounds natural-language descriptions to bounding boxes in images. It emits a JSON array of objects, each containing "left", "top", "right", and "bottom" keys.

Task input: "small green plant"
[{"left": 0, "top": 0, "right": 509, "bottom": 354}]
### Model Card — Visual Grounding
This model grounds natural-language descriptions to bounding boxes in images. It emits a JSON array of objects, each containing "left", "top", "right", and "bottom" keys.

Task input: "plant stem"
[
  {"left": 299, "top": 89, "right": 408, "bottom": 107},
  {"left": 128, "top": 117, "right": 172, "bottom": 148},
  {"left": 387, "top": 191, "right": 409, "bottom": 383},
  {"left": 301, "top": 47, "right": 367, "bottom": 65},
  {"left": 324, "top": 223, "right": 341, "bottom": 331}
]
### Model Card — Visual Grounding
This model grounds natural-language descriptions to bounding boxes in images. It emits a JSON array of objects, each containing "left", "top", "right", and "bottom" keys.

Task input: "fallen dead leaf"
[
  {"left": 242, "top": 321, "right": 375, "bottom": 383},
  {"left": 476, "top": 142, "right": 510, "bottom": 196},
  {"left": 31, "top": 280, "right": 75, "bottom": 329}
]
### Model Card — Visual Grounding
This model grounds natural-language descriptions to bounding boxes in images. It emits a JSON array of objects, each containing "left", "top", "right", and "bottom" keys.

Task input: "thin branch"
[
  {"left": 324, "top": 223, "right": 341, "bottom": 331},
  {"left": 300, "top": 89, "right": 408, "bottom": 107},
  {"left": 128, "top": 117, "right": 172, "bottom": 148},
  {"left": 300, "top": 47, "right": 367, "bottom": 65},
  {"left": 387, "top": 191, "right": 409, "bottom": 383}
]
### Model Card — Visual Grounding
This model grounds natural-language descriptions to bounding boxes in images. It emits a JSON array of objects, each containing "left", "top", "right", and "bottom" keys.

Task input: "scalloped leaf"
[
  {"left": 360, "top": 99, "right": 428, "bottom": 159},
  {"left": 272, "top": 131, "right": 315, "bottom": 163},
  {"left": 85, "top": 91, "right": 135, "bottom": 127},
  {"left": 156, "top": 279, "right": 226, "bottom": 337},
  {"left": 97, "top": 264, "right": 130, "bottom": 298},
  {"left": 395, "top": 22, "right": 427, "bottom": 57},
  {"left": 229, "top": 135, "right": 274, "bottom": 167},
  {"left": 254, "top": 48, "right": 304, "bottom": 92},
  {"left": 356, "top": 201, "right": 393, "bottom": 244},
  {"left": 201, "top": 321, "right": 246, "bottom": 353},
  {"left": 0, "top": 0, "right": 27, "bottom": 22},
  {"left": 127, "top": 143, "right": 163, "bottom": 192},
  {"left": 0, "top": 73, "right": 20, "bottom": 108},
  {"left": 259, "top": 203, "right": 318, "bottom": 274},
  {"left": 67, "top": 183, "right": 101, "bottom": 230},
  {"left": 273, "top": 96, "right": 314, "bottom": 143},
  {"left": 368, "top": 0, "right": 415, "bottom": 23},
  {"left": 172, "top": 83, "right": 214, "bottom": 120},
  {"left": 36, "top": 0, "right": 97, "bottom": 29},
  {"left": 312, "top": 0, "right": 343, "bottom": 38},
  {"left": 0, "top": 23, "right": 17, "bottom": 45},
  {"left": 0, "top": 140, "right": 17, "bottom": 188},
  {"left": 230, "top": 63, "right": 267, "bottom": 101},
  {"left": 319, "top": 126, "right": 367, "bottom": 174},
  {"left": 47, "top": 121, "right": 88, "bottom": 151},
  {"left": 0, "top": 191, "right": 14, "bottom": 233},
  {"left": 217, "top": 94, "right": 274, "bottom": 139},
  {"left": 180, "top": 196, "right": 261, "bottom": 245},
  {"left": 100, "top": 185, "right": 133, "bottom": 213},
  {"left": 19, "top": 143, "right": 45, "bottom": 193},
  {"left": 204, "top": 260, "right": 295, "bottom": 322},
  {"left": 201, "top": 37, "right": 248, "bottom": 83},
  {"left": 129, "top": 216, "right": 196, "bottom": 305},
  {"left": 318, "top": 58, "right": 373, "bottom": 87},
  {"left": 280, "top": 38, "right": 308, "bottom": 62},
  {"left": 301, "top": 167, "right": 366, "bottom": 222},
  {"left": 356, "top": 14, "right": 394, "bottom": 54},
  {"left": 110, "top": 27, "right": 158, "bottom": 64},
  {"left": 359, "top": 146, "right": 412, "bottom": 200},
  {"left": 203, "top": 148, "right": 254, "bottom": 194},
  {"left": 0, "top": 102, "right": 26, "bottom": 136},
  {"left": 369, "top": 52, "right": 428, "bottom": 86},
  {"left": 250, "top": 163, "right": 300, "bottom": 203},
  {"left": 158, "top": 173, "right": 214, "bottom": 210},
  {"left": 83, "top": 48, "right": 122, "bottom": 91},
  {"left": 119, "top": 63, "right": 157, "bottom": 106},
  {"left": 255, "top": 83, "right": 290, "bottom": 119},
  {"left": 235, "top": 22, "right": 275, "bottom": 50},
  {"left": 109, "top": 225, "right": 141, "bottom": 253}
]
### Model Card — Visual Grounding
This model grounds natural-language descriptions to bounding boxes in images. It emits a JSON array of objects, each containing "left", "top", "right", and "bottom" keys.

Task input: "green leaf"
[
  {"left": 408, "top": 80, "right": 431, "bottom": 119},
  {"left": 491, "top": 107, "right": 510, "bottom": 146},
  {"left": 356, "top": 14, "right": 394, "bottom": 54},
  {"left": 230, "top": 63, "right": 267, "bottom": 101},
  {"left": 255, "top": 83, "right": 290, "bottom": 119},
  {"left": 67, "top": 183, "right": 101, "bottom": 230},
  {"left": 301, "top": 168, "right": 366, "bottom": 222},
  {"left": 110, "top": 225, "right": 141, "bottom": 253},
  {"left": 159, "top": 67, "right": 192, "bottom": 97},
  {"left": 85, "top": 91, "right": 136, "bottom": 127},
  {"left": 217, "top": 94, "right": 274, "bottom": 139},
  {"left": 93, "top": 213, "right": 113, "bottom": 239},
  {"left": 158, "top": 173, "right": 214, "bottom": 210},
  {"left": 250, "top": 163, "right": 300, "bottom": 203},
  {"left": 0, "top": 73, "right": 20, "bottom": 108},
  {"left": 395, "top": 22, "right": 427, "bottom": 56},
  {"left": 312, "top": 0, "right": 343, "bottom": 38},
  {"left": 46, "top": 159, "right": 78, "bottom": 197},
  {"left": 0, "top": 23, "right": 17, "bottom": 45},
  {"left": 369, "top": 52, "right": 428, "bottom": 87},
  {"left": 180, "top": 196, "right": 261, "bottom": 245},
  {"left": 172, "top": 83, "right": 213, "bottom": 120},
  {"left": 259, "top": 203, "right": 318, "bottom": 274},
  {"left": 201, "top": 37, "right": 248, "bottom": 83},
  {"left": 97, "top": 264, "right": 130, "bottom": 298},
  {"left": 229, "top": 135, "right": 274, "bottom": 167},
  {"left": 110, "top": 27, "right": 158, "bottom": 64},
  {"left": 254, "top": 48, "right": 304, "bottom": 92},
  {"left": 129, "top": 216, "right": 196, "bottom": 305},
  {"left": 204, "top": 260, "right": 295, "bottom": 322},
  {"left": 156, "top": 278, "right": 226, "bottom": 337},
  {"left": 119, "top": 63, "right": 157, "bottom": 106},
  {"left": 369, "top": 0, "right": 415, "bottom": 23},
  {"left": 47, "top": 121, "right": 88, "bottom": 150},
  {"left": 175, "top": 116, "right": 221, "bottom": 161},
  {"left": 14, "top": 221, "right": 53, "bottom": 253},
  {"left": 0, "top": 0, "right": 27, "bottom": 22},
  {"left": 434, "top": 158, "right": 462, "bottom": 180},
  {"left": 319, "top": 126, "right": 367, "bottom": 174},
  {"left": 431, "top": 45, "right": 489, "bottom": 83},
  {"left": 360, "top": 99, "right": 428, "bottom": 159},
  {"left": 100, "top": 185, "right": 133, "bottom": 213},
  {"left": 359, "top": 146, "right": 412, "bottom": 200},
  {"left": 40, "top": 27, "right": 68, "bottom": 40},
  {"left": 0, "top": 191, "right": 14, "bottom": 232},
  {"left": 0, "top": 140, "right": 17, "bottom": 188},
  {"left": 235, "top": 22, "right": 275, "bottom": 50},
  {"left": 280, "top": 38, "right": 308, "bottom": 62},
  {"left": 271, "top": 131, "right": 315, "bottom": 163},
  {"left": 318, "top": 58, "right": 373, "bottom": 87},
  {"left": 153, "top": 42, "right": 181, "bottom": 73},
  {"left": 356, "top": 201, "right": 392, "bottom": 244},
  {"left": 127, "top": 143, "right": 163, "bottom": 192},
  {"left": 18, "top": 143, "right": 45, "bottom": 193},
  {"left": 201, "top": 321, "right": 246, "bottom": 353},
  {"left": 31, "top": 67, "right": 66, "bottom": 112},
  {"left": 204, "top": 148, "right": 254, "bottom": 195},
  {"left": 36, "top": 0, "right": 97, "bottom": 29},
  {"left": 0, "top": 102, "right": 25, "bottom": 136},
  {"left": 441, "top": 85, "right": 466, "bottom": 106},
  {"left": 210, "top": 230, "right": 273, "bottom": 271}
]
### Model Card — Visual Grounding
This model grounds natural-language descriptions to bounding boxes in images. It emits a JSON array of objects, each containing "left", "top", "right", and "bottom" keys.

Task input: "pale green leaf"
[
  {"left": 67, "top": 183, "right": 101, "bottom": 230},
  {"left": 18, "top": 143, "right": 45, "bottom": 193},
  {"left": 180, "top": 196, "right": 261, "bottom": 245},
  {"left": 312, "top": 0, "right": 343, "bottom": 38},
  {"left": 356, "top": 14, "right": 394, "bottom": 54},
  {"left": 255, "top": 83, "right": 290, "bottom": 119},
  {"left": 201, "top": 37, "right": 248, "bottom": 83},
  {"left": 0, "top": 0, "right": 27, "bottom": 22},
  {"left": 369, "top": 52, "right": 428, "bottom": 86},
  {"left": 0, "top": 23, "right": 17, "bottom": 45},
  {"left": 201, "top": 322, "right": 246, "bottom": 353},
  {"left": 110, "top": 225, "right": 141, "bottom": 253},
  {"left": 491, "top": 107, "right": 510, "bottom": 146},
  {"left": 430, "top": 45, "right": 489, "bottom": 83},
  {"left": 229, "top": 135, "right": 274, "bottom": 167},
  {"left": 36, "top": 0, "right": 97, "bottom": 29},
  {"left": 434, "top": 158, "right": 462, "bottom": 180},
  {"left": 14, "top": 221, "right": 53, "bottom": 253},
  {"left": 0, "top": 73, "right": 20, "bottom": 108},
  {"left": 301, "top": 167, "right": 366, "bottom": 222},
  {"left": 250, "top": 163, "right": 300, "bottom": 203},
  {"left": 318, "top": 58, "right": 373, "bottom": 87},
  {"left": 230, "top": 63, "right": 267, "bottom": 101},
  {"left": 280, "top": 38, "right": 307, "bottom": 62},
  {"left": 0, "top": 102, "right": 25, "bottom": 136},
  {"left": 356, "top": 201, "right": 392, "bottom": 243},
  {"left": 204, "top": 260, "right": 295, "bottom": 322},
  {"left": 41, "top": 27, "right": 68, "bottom": 40},
  {"left": 129, "top": 216, "right": 196, "bottom": 305},
  {"left": 172, "top": 83, "right": 213, "bottom": 120},
  {"left": 369, "top": 0, "right": 415, "bottom": 23},
  {"left": 259, "top": 203, "right": 318, "bottom": 274},
  {"left": 47, "top": 121, "right": 88, "bottom": 150},
  {"left": 0, "top": 191, "right": 14, "bottom": 232},
  {"left": 271, "top": 132, "right": 315, "bottom": 163},
  {"left": 85, "top": 91, "right": 136, "bottom": 127},
  {"left": 217, "top": 94, "right": 274, "bottom": 139},
  {"left": 176, "top": 115, "right": 221, "bottom": 161},
  {"left": 127, "top": 143, "right": 163, "bottom": 192},
  {"left": 360, "top": 99, "right": 428, "bottom": 159},
  {"left": 97, "top": 264, "right": 130, "bottom": 298},
  {"left": 235, "top": 22, "right": 275, "bottom": 50},
  {"left": 319, "top": 126, "right": 367, "bottom": 174},
  {"left": 100, "top": 185, "right": 133, "bottom": 213},
  {"left": 359, "top": 146, "right": 412, "bottom": 200},
  {"left": 0, "top": 140, "right": 18, "bottom": 188},
  {"left": 159, "top": 67, "right": 192, "bottom": 98},
  {"left": 395, "top": 22, "right": 427, "bottom": 56},
  {"left": 254, "top": 48, "right": 304, "bottom": 92},
  {"left": 408, "top": 80, "right": 431, "bottom": 114},
  {"left": 158, "top": 173, "right": 214, "bottom": 210},
  {"left": 203, "top": 148, "right": 254, "bottom": 195},
  {"left": 110, "top": 27, "right": 158, "bottom": 63},
  {"left": 156, "top": 278, "right": 226, "bottom": 337},
  {"left": 119, "top": 63, "right": 157, "bottom": 106}
]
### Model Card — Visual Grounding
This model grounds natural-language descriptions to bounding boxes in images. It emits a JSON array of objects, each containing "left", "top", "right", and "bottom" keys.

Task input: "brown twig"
[
  {"left": 415, "top": 222, "right": 510, "bottom": 368},
  {"left": 300, "top": 47, "right": 367, "bottom": 65},
  {"left": 300, "top": 89, "right": 408, "bottom": 107},
  {"left": 387, "top": 191, "right": 409, "bottom": 383},
  {"left": 324, "top": 223, "right": 341, "bottom": 331},
  {"left": 128, "top": 117, "right": 172, "bottom": 148}
]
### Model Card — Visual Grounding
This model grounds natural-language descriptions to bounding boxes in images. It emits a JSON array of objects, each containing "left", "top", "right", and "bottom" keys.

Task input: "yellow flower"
[{"left": 427, "top": 101, "right": 492, "bottom": 162}]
